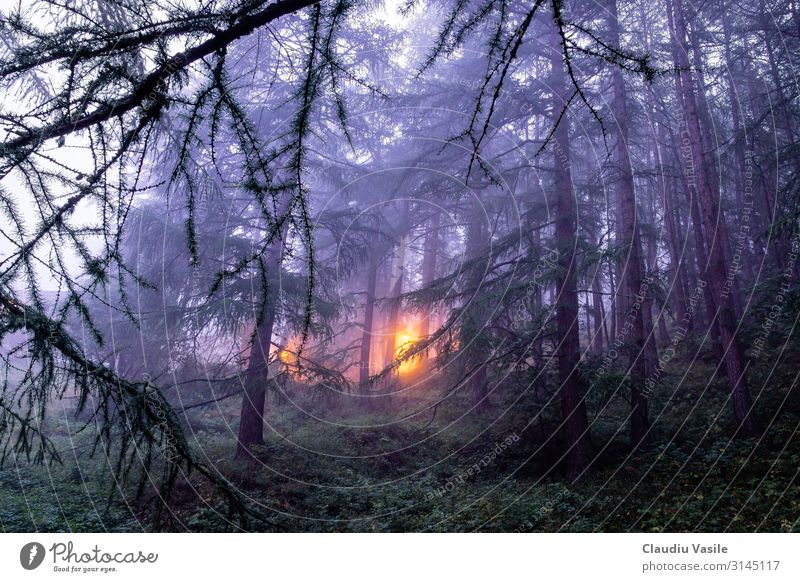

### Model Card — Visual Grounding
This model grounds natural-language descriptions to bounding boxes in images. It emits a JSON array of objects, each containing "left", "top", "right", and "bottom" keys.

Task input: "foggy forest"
[{"left": 0, "top": 0, "right": 799, "bottom": 533}]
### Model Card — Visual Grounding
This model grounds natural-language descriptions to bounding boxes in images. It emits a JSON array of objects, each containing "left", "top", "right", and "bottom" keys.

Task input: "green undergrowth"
[{"left": 2, "top": 348, "right": 798, "bottom": 532}]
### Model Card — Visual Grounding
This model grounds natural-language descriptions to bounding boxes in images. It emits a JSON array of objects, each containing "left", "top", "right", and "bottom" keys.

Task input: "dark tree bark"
[
  {"left": 591, "top": 259, "right": 606, "bottom": 354},
  {"left": 688, "top": 23, "right": 744, "bottom": 322},
  {"left": 419, "top": 211, "right": 441, "bottom": 342},
  {"left": 608, "top": 261, "right": 618, "bottom": 344},
  {"left": 654, "top": 121, "right": 692, "bottom": 334},
  {"left": 358, "top": 256, "right": 378, "bottom": 389},
  {"left": 379, "top": 201, "right": 411, "bottom": 377},
  {"left": 548, "top": 26, "right": 592, "bottom": 476},
  {"left": 608, "top": 0, "right": 650, "bottom": 444},
  {"left": 585, "top": 221, "right": 605, "bottom": 354},
  {"left": 462, "top": 196, "right": 490, "bottom": 409},
  {"left": 667, "top": 0, "right": 757, "bottom": 436},
  {"left": 720, "top": 12, "right": 774, "bottom": 279},
  {"left": 663, "top": 83, "right": 723, "bottom": 358},
  {"left": 236, "top": 238, "right": 285, "bottom": 458},
  {"left": 382, "top": 230, "right": 407, "bottom": 372}
]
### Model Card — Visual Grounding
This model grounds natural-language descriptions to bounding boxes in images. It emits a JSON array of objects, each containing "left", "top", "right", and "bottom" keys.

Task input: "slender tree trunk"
[
  {"left": 419, "top": 211, "right": 441, "bottom": 344},
  {"left": 721, "top": 13, "right": 774, "bottom": 279},
  {"left": 236, "top": 237, "right": 284, "bottom": 458},
  {"left": 359, "top": 256, "right": 378, "bottom": 389},
  {"left": 608, "top": 0, "right": 650, "bottom": 443},
  {"left": 759, "top": 0, "right": 797, "bottom": 265},
  {"left": 383, "top": 230, "right": 407, "bottom": 372},
  {"left": 761, "top": 0, "right": 800, "bottom": 178},
  {"left": 664, "top": 89, "right": 723, "bottom": 357},
  {"left": 655, "top": 122, "right": 691, "bottom": 333},
  {"left": 532, "top": 228, "right": 546, "bottom": 357},
  {"left": 584, "top": 290, "right": 592, "bottom": 350},
  {"left": 689, "top": 24, "right": 744, "bottom": 321},
  {"left": 721, "top": 13, "right": 748, "bottom": 228},
  {"left": 591, "top": 258, "right": 605, "bottom": 354},
  {"left": 463, "top": 196, "right": 490, "bottom": 409},
  {"left": 608, "top": 263, "right": 617, "bottom": 342},
  {"left": 668, "top": 0, "right": 757, "bottom": 435},
  {"left": 548, "top": 26, "right": 592, "bottom": 475},
  {"left": 585, "top": 216, "right": 605, "bottom": 354}
]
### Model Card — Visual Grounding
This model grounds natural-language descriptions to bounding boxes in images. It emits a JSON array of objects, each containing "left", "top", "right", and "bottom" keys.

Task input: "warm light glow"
[
  {"left": 395, "top": 328, "right": 419, "bottom": 374},
  {"left": 279, "top": 347, "right": 295, "bottom": 364},
  {"left": 278, "top": 337, "right": 299, "bottom": 369}
]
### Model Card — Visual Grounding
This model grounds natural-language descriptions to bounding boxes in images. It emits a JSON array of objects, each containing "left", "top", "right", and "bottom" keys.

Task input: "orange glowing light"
[
  {"left": 279, "top": 347, "right": 295, "bottom": 364},
  {"left": 395, "top": 328, "right": 419, "bottom": 374},
  {"left": 278, "top": 337, "right": 299, "bottom": 368}
]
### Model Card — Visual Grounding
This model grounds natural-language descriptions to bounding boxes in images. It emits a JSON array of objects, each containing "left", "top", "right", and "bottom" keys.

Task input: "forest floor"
[{"left": 1, "top": 348, "right": 798, "bottom": 533}]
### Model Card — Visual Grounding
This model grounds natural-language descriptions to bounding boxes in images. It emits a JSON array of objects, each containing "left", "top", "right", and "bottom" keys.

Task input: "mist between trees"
[{"left": 0, "top": 0, "right": 798, "bottom": 532}]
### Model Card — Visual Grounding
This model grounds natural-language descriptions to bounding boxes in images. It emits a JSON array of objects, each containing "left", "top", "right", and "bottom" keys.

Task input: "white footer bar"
[{"left": 1, "top": 533, "right": 797, "bottom": 581}]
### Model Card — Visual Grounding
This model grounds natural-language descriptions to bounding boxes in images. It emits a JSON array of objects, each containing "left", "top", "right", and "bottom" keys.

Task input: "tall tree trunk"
[
  {"left": 759, "top": 0, "right": 797, "bottom": 266},
  {"left": 608, "top": 0, "right": 650, "bottom": 443},
  {"left": 721, "top": 13, "right": 778, "bottom": 277},
  {"left": 419, "top": 211, "right": 441, "bottom": 343},
  {"left": 383, "top": 229, "right": 408, "bottom": 373},
  {"left": 642, "top": 194, "right": 662, "bottom": 363},
  {"left": 585, "top": 220, "right": 605, "bottom": 355},
  {"left": 663, "top": 88, "right": 723, "bottom": 357},
  {"left": 236, "top": 237, "right": 284, "bottom": 458},
  {"left": 548, "top": 26, "right": 592, "bottom": 475},
  {"left": 359, "top": 256, "right": 378, "bottom": 389},
  {"left": 689, "top": 24, "right": 744, "bottom": 321},
  {"left": 462, "top": 196, "right": 490, "bottom": 409},
  {"left": 608, "top": 263, "right": 617, "bottom": 343},
  {"left": 655, "top": 121, "right": 691, "bottom": 333},
  {"left": 761, "top": 0, "right": 800, "bottom": 178},
  {"left": 721, "top": 13, "right": 748, "bottom": 230},
  {"left": 667, "top": 0, "right": 757, "bottom": 435},
  {"left": 591, "top": 258, "right": 605, "bottom": 354}
]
